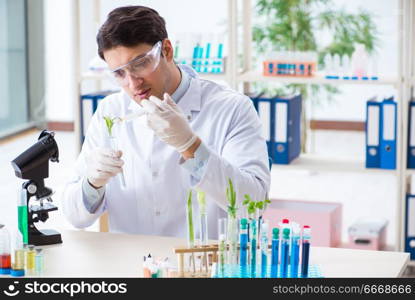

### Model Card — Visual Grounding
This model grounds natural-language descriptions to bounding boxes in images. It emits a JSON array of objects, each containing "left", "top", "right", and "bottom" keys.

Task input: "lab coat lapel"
[{"left": 176, "top": 78, "right": 202, "bottom": 119}]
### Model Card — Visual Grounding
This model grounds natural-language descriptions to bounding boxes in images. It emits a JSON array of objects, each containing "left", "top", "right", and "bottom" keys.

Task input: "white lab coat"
[{"left": 62, "top": 70, "right": 270, "bottom": 239}]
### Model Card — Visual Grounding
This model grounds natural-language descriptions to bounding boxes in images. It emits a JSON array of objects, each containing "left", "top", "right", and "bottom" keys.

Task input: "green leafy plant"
[
  {"left": 243, "top": 194, "right": 271, "bottom": 218},
  {"left": 226, "top": 178, "right": 237, "bottom": 218},
  {"left": 186, "top": 190, "right": 194, "bottom": 247},
  {"left": 253, "top": 0, "right": 379, "bottom": 151}
]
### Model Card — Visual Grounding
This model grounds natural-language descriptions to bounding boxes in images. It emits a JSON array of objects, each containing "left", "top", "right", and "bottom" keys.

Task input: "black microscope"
[{"left": 11, "top": 130, "right": 62, "bottom": 246}]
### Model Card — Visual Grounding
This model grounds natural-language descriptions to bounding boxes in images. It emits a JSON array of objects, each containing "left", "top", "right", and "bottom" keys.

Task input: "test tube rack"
[
  {"left": 263, "top": 60, "right": 316, "bottom": 77},
  {"left": 173, "top": 244, "right": 219, "bottom": 278},
  {"left": 172, "top": 243, "right": 272, "bottom": 278}
]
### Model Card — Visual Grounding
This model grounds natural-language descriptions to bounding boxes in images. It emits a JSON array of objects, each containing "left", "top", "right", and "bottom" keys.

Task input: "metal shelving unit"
[
  {"left": 73, "top": 0, "right": 415, "bottom": 253},
  {"left": 229, "top": 0, "right": 414, "bottom": 254},
  {"left": 238, "top": 71, "right": 401, "bottom": 87}
]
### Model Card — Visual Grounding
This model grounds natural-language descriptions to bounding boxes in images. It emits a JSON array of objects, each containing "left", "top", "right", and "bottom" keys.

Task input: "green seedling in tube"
[
  {"left": 226, "top": 178, "right": 237, "bottom": 218},
  {"left": 226, "top": 179, "right": 238, "bottom": 269},
  {"left": 186, "top": 190, "right": 194, "bottom": 248},
  {"left": 103, "top": 116, "right": 126, "bottom": 187},
  {"left": 103, "top": 116, "right": 116, "bottom": 137}
]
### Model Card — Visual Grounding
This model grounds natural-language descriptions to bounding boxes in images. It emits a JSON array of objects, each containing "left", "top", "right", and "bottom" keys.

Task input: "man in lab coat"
[{"left": 62, "top": 6, "right": 270, "bottom": 238}]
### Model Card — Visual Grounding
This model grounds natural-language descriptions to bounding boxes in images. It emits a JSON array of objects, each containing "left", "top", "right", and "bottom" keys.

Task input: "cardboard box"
[{"left": 263, "top": 199, "right": 342, "bottom": 247}]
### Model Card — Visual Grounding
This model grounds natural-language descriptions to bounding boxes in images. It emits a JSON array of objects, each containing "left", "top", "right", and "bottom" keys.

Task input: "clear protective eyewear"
[{"left": 108, "top": 41, "right": 162, "bottom": 86}]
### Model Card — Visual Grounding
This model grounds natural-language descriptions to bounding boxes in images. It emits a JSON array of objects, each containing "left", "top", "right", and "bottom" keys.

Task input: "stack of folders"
[
  {"left": 249, "top": 93, "right": 302, "bottom": 165},
  {"left": 365, "top": 96, "right": 397, "bottom": 169},
  {"left": 406, "top": 176, "right": 415, "bottom": 260}
]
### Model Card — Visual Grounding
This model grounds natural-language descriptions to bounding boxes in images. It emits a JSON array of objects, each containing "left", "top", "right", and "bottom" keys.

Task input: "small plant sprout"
[
  {"left": 186, "top": 190, "right": 195, "bottom": 248},
  {"left": 243, "top": 195, "right": 271, "bottom": 219},
  {"left": 226, "top": 178, "right": 237, "bottom": 218},
  {"left": 103, "top": 116, "right": 123, "bottom": 137}
]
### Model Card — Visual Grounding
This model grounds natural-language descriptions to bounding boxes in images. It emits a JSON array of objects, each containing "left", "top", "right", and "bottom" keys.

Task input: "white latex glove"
[
  {"left": 86, "top": 148, "right": 124, "bottom": 188},
  {"left": 141, "top": 93, "right": 197, "bottom": 153}
]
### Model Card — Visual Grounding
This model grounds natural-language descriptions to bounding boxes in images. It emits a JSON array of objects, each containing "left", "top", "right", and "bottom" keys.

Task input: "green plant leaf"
[
  {"left": 103, "top": 116, "right": 115, "bottom": 137},
  {"left": 187, "top": 190, "right": 194, "bottom": 246}
]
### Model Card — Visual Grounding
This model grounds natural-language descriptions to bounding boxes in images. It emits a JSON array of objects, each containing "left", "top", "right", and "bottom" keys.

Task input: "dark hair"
[{"left": 97, "top": 6, "right": 168, "bottom": 59}]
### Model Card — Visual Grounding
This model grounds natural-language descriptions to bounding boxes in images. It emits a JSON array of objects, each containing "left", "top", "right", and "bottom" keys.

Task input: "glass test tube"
[
  {"left": 260, "top": 221, "right": 269, "bottom": 278},
  {"left": 226, "top": 216, "right": 238, "bottom": 266},
  {"left": 290, "top": 226, "right": 301, "bottom": 278},
  {"left": 109, "top": 136, "right": 126, "bottom": 188},
  {"left": 18, "top": 189, "right": 29, "bottom": 244},
  {"left": 0, "top": 224, "right": 11, "bottom": 275},
  {"left": 239, "top": 218, "right": 248, "bottom": 267},
  {"left": 218, "top": 218, "right": 227, "bottom": 277},
  {"left": 249, "top": 218, "right": 258, "bottom": 278},
  {"left": 270, "top": 228, "right": 280, "bottom": 278},
  {"left": 11, "top": 229, "right": 25, "bottom": 277},
  {"left": 280, "top": 228, "right": 290, "bottom": 278},
  {"left": 26, "top": 245, "right": 36, "bottom": 275},
  {"left": 301, "top": 226, "right": 311, "bottom": 278},
  {"left": 35, "top": 249, "right": 44, "bottom": 276}
]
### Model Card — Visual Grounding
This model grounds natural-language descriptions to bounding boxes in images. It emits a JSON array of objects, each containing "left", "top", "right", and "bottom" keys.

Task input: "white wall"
[{"left": 44, "top": 0, "right": 78, "bottom": 122}]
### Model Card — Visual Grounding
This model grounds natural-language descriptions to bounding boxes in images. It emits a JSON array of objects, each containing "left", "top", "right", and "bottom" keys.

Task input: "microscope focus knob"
[{"left": 27, "top": 184, "right": 37, "bottom": 195}]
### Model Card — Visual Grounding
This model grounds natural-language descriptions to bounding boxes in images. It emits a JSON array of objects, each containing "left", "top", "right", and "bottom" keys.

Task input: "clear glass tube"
[
  {"left": 11, "top": 229, "right": 25, "bottom": 277},
  {"left": 199, "top": 213, "right": 208, "bottom": 246},
  {"left": 109, "top": 136, "right": 126, "bottom": 188},
  {"left": 0, "top": 225, "right": 11, "bottom": 275},
  {"left": 35, "top": 249, "right": 43, "bottom": 276},
  {"left": 260, "top": 221, "right": 269, "bottom": 278},
  {"left": 197, "top": 190, "right": 208, "bottom": 246},
  {"left": 26, "top": 245, "right": 36, "bottom": 275},
  {"left": 217, "top": 218, "right": 227, "bottom": 277},
  {"left": 226, "top": 216, "right": 238, "bottom": 267}
]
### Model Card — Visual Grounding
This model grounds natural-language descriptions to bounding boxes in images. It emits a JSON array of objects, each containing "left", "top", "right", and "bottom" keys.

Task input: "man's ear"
[{"left": 162, "top": 39, "right": 174, "bottom": 62}]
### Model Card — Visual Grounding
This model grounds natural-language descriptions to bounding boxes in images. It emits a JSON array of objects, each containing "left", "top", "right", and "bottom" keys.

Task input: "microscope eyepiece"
[{"left": 11, "top": 130, "right": 59, "bottom": 180}]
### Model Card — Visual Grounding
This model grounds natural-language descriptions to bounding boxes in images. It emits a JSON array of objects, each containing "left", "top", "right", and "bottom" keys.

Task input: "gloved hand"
[
  {"left": 86, "top": 148, "right": 124, "bottom": 188},
  {"left": 141, "top": 93, "right": 198, "bottom": 153}
]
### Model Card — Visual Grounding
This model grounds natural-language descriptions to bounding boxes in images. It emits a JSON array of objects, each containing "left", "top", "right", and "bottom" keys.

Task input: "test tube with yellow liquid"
[{"left": 11, "top": 229, "right": 25, "bottom": 277}]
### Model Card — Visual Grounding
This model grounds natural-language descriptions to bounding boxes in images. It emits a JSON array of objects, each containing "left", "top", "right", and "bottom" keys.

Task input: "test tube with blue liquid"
[
  {"left": 239, "top": 218, "right": 248, "bottom": 273},
  {"left": 290, "top": 224, "right": 301, "bottom": 278},
  {"left": 301, "top": 225, "right": 311, "bottom": 278},
  {"left": 260, "top": 221, "right": 269, "bottom": 278},
  {"left": 280, "top": 228, "right": 290, "bottom": 278},
  {"left": 270, "top": 228, "right": 280, "bottom": 278},
  {"left": 249, "top": 218, "right": 257, "bottom": 277}
]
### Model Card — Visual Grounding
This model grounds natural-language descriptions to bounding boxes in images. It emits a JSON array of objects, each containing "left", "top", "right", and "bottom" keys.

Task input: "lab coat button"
[
  {"left": 155, "top": 211, "right": 161, "bottom": 216},
  {"left": 152, "top": 171, "right": 158, "bottom": 177}
]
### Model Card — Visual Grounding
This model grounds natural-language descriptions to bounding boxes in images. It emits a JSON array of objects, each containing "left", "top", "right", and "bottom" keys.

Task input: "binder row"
[
  {"left": 249, "top": 94, "right": 302, "bottom": 165},
  {"left": 405, "top": 193, "right": 415, "bottom": 260},
  {"left": 365, "top": 96, "right": 397, "bottom": 169},
  {"left": 80, "top": 91, "right": 114, "bottom": 143}
]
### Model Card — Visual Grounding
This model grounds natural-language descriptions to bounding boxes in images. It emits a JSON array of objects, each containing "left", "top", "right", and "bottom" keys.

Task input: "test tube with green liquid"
[{"left": 18, "top": 189, "right": 28, "bottom": 245}]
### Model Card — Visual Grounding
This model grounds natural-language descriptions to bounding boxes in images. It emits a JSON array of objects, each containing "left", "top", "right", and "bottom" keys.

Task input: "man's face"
[{"left": 103, "top": 42, "right": 170, "bottom": 104}]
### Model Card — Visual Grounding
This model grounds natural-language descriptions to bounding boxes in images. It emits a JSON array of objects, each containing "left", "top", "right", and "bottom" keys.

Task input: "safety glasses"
[{"left": 108, "top": 41, "right": 162, "bottom": 86}]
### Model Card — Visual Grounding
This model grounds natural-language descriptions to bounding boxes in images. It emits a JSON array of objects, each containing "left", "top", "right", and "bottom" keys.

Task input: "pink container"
[
  {"left": 347, "top": 218, "right": 388, "bottom": 251},
  {"left": 263, "top": 199, "right": 342, "bottom": 247}
]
